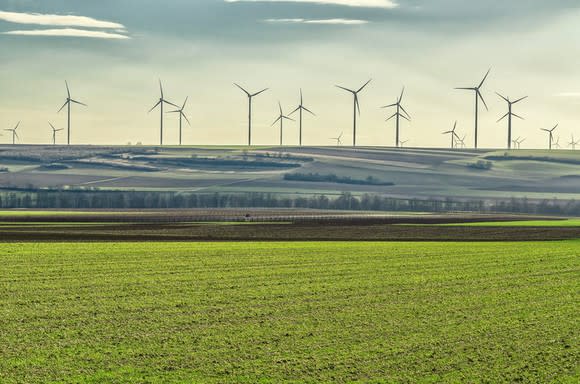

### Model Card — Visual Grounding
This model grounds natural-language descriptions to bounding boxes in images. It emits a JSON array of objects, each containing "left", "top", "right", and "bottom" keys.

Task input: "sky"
[{"left": 0, "top": 0, "right": 579, "bottom": 148}]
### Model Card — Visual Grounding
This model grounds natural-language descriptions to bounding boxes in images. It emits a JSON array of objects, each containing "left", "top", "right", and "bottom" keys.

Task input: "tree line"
[{"left": 0, "top": 190, "right": 578, "bottom": 216}]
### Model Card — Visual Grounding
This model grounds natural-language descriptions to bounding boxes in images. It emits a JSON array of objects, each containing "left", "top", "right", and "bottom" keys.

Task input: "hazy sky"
[{"left": 1, "top": 0, "right": 579, "bottom": 148}]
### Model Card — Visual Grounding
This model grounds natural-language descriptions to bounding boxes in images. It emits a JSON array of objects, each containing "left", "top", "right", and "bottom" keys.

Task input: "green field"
[
  {"left": 1, "top": 242, "right": 578, "bottom": 383},
  {"left": 441, "top": 219, "right": 580, "bottom": 227}
]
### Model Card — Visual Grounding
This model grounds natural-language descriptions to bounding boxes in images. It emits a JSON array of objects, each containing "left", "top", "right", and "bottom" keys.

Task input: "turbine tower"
[
  {"left": 330, "top": 132, "right": 343, "bottom": 147},
  {"left": 235, "top": 83, "right": 268, "bottom": 146},
  {"left": 456, "top": 69, "right": 491, "bottom": 149},
  {"left": 382, "top": 87, "right": 411, "bottom": 148},
  {"left": 289, "top": 89, "right": 315, "bottom": 146},
  {"left": 271, "top": 102, "right": 294, "bottom": 146},
  {"left": 149, "top": 80, "right": 178, "bottom": 146},
  {"left": 168, "top": 97, "right": 191, "bottom": 146},
  {"left": 569, "top": 135, "right": 579, "bottom": 150},
  {"left": 48, "top": 122, "right": 63, "bottom": 145},
  {"left": 442, "top": 121, "right": 460, "bottom": 149},
  {"left": 336, "top": 79, "right": 372, "bottom": 147},
  {"left": 541, "top": 124, "right": 558, "bottom": 150},
  {"left": 58, "top": 81, "right": 86, "bottom": 146},
  {"left": 496, "top": 93, "right": 527, "bottom": 149},
  {"left": 4, "top": 121, "right": 20, "bottom": 145}
]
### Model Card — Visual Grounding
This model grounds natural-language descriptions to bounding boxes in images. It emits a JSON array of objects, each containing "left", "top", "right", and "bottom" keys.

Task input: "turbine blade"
[
  {"left": 336, "top": 85, "right": 354, "bottom": 93},
  {"left": 283, "top": 116, "right": 295, "bottom": 121},
  {"left": 271, "top": 116, "right": 282, "bottom": 126},
  {"left": 355, "top": 95, "right": 361, "bottom": 115},
  {"left": 455, "top": 87, "right": 476, "bottom": 91},
  {"left": 386, "top": 113, "right": 397, "bottom": 122},
  {"left": 182, "top": 113, "right": 191, "bottom": 126},
  {"left": 163, "top": 100, "right": 180, "bottom": 108},
  {"left": 14, "top": 121, "right": 20, "bottom": 130},
  {"left": 512, "top": 112, "right": 524, "bottom": 120},
  {"left": 381, "top": 103, "right": 397, "bottom": 109},
  {"left": 148, "top": 100, "right": 161, "bottom": 113},
  {"left": 303, "top": 106, "right": 316, "bottom": 116},
  {"left": 478, "top": 91, "right": 489, "bottom": 111},
  {"left": 513, "top": 96, "right": 528, "bottom": 104},
  {"left": 182, "top": 96, "right": 188, "bottom": 110},
  {"left": 234, "top": 83, "right": 250, "bottom": 96},
  {"left": 65, "top": 80, "right": 70, "bottom": 98},
  {"left": 278, "top": 101, "right": 282, "bottom": 115},
  {"left": 401, "top": 114, "right": 410, "bottom": 122},
  {"left": 251, "top": 88, "right": 268, "bottom": 97},
  {"left": 70, "top": 99, "right": 87, "bottom": 107},
  {"left": 57, "top": 100, "right": 69, "bottom": 113},
  {"left": 289, "top": 106, "right": 300, "bottom": 116},
  {"left": 495, "top": 92, "right": 509, "bottom": 103},
  {"left": 497, "top": 113, "right": 509, "bottom": 123},
  {"left": 48, "top": 122, "right": 56, "bottom": 131},
  {"left": 300, "top": 88, "right": 303, "bottom": 105},
  {"left": 357, "top": 78, "right": 372, "bottom": 93},
  {"left": 399, "top": 87, "right": 405, "bottom": 102},
  {"left": 478, "top": 68, "right": 491, "bottom": 88},
  {"left": 159, "top": 79, "right": 164, "bottom": 98},
  {"left": 399, "top": 105, "right": 411, "bottom": 119}
]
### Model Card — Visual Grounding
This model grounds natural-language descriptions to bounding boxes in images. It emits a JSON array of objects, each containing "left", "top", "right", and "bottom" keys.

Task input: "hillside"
[{"left": 0, "top": 145, "right": 578, "bottom": 210}]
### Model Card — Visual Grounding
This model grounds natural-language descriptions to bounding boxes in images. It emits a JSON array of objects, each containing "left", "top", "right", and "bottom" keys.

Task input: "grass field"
[
  {"left": 441, "top": 219, "right": 580, "bottom": 227},
  {"left": 1, "top": 241, "right": 578, "bottom": 383}
]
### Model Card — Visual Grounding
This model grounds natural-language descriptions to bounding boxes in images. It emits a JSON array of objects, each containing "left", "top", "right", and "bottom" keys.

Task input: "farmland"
[
  {"left": 0, "top": 241, "right": 578, "bottom": 383},
  {"left": 0, "top": 145, "right": 579, "bottom": 207}
]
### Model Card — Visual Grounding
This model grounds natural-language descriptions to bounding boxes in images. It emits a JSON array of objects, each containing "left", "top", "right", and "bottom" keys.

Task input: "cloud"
[
  {"left": 225, "top": 0, "right": 398, "bottom": 8},
  {"left": 264, "top": 18, "right": 368, "bottom": 24},
  {"left": 2, "top": 28, "right": 130, "bottom": 40},
  {"left": 0, "top": 10, "right": 125, "bottom": 29}
]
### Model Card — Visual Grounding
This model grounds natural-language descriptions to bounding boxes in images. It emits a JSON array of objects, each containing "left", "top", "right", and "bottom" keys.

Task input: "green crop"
[{"left": 0, "top": 242, "right": 578, "bottom": 383}]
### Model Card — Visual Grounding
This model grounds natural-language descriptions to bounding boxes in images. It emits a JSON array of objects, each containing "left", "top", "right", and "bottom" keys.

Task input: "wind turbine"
[
  {"left": 5, "top": 121, "right": 20, "bottom": 145},
  {"left": 400, "top": 139, "right": 409, "bottom": 148},
  {"left": 515, "top": 137, "right": 526, "bottom": 150},
  {"left": 271, "top": 102, "right": 294, "bottom": 146},
  {"left": 541, "top": 124, "right": 558, "bottom": 150},
  {"left": 235, "top": 83, "right": 268, "bottom": 146},
  {"left": 58, "top": 81, "right": 86, "bottom": 146},
  {"left": 48, "top": 122, "right": 64, "bottom": 145},
  {"left": 455, "top": 134, "right": 467, "bottom": 149},
  {"left": 149, "top": 80, "right": 178, "bottom": 146},
  {"left": 381, "top": 87, "right": 411, "bottom": 148},
  {"left": 336, "top": 79, "right": 372, "bottom": 147},
  {"left": 168, "top": 97, "right": 191, "bottom": 146},
  {"left": 569, "top": 134, "right": 579, "bottom": 150},
  {"left": 289, "top": 89, "right": 315, "bottom": 146},
  {"left": 442, "top": 121, "right": 460, "bottom": 149},
  {"left": 553, "top": 136, "right": 561, "bottom": 149},
  {"left": 497, "top": 93, "right": 527, "bottom": 149},
  {"left": 330, "top": 132, "right": 343, "bottom": 147},
  {"left": 456, "top": 69, "right": 491, "bottom": 149}
]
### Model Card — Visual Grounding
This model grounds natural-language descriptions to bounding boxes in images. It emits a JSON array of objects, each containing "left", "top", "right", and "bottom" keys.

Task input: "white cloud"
[
  {"left": 0, "top": 10, "right": 125, "bottom": 29},
  {"left": 264, "top": 18, "right": 369, "bottom": 24},
  {"left": 2, "top": 28, "right": 130, "bottom": 40},
  {"left": 226, "top": 0, "right": 397, "bottom": 8}
]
